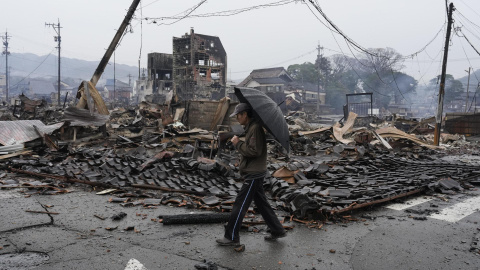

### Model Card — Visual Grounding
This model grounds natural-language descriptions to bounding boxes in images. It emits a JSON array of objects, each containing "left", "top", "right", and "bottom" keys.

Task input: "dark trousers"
[{"left": 224, "top": 178, "right": 285, "bottom": 242}]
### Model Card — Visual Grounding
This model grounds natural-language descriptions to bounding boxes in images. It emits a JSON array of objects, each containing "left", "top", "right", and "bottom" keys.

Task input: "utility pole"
[
  {"left": 2, "top": 31, "right": 11, "bottom": 103},
  {"left": 465, "top": 67, "right": 471, "bottom": 112},
  {"left": 46, "top": 19, "right": 62, "bottom": 106},
  {"left": 114, "top": 51, "right": 116, "bottom": 108},
  {"left": 316, "top": 43, "right": 324, "bottom": 114},
  {"left": 434, "top": 2, "right": 454, "bottom": 146}
]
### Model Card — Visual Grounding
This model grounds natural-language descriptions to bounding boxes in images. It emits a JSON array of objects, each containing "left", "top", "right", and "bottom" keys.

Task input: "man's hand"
[{"left": 231, "top": 135, "right": 240, "bottom": 146}]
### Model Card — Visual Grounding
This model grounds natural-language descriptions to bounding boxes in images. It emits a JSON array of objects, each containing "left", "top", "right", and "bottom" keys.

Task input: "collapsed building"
[
  {"left": 148, "top": 53, "right": 173, "bottom": 97},
  {"left": 134, "top": 29, "right": 227, "bottom": 103},
  {"left": 173, "top": 29, "right": 227, "bottom": 101}
]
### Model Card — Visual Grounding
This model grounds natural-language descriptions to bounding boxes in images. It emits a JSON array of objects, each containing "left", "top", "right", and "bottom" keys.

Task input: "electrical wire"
[
  {"left": 143, "top": 0, "right": 296, "bottom": 24},
  {"left": 455, "top": 31, "right": 480, "bottom": 112},
  {"left": 307, "top": 0, "right": 446, "bottom": 61},
  {"left": 453, "top": 13, "right": 480, "bottom": 42},
  {"left": 455, "top": 6, "right": 480, "bottom": 31},
  {"left": 328, "top": 28, "right": 390, "bottom": 97},
  {"left": 10, "top": 49, "right": 55, "bottom": 89},
  {"left": 149, "top": 0, "right": 207, "bottom": 26},
  {"left": 460, "top": 31, "right": 480, "bottom": 58}
]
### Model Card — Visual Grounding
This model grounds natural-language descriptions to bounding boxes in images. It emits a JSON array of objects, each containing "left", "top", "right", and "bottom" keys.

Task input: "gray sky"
[{"left": 1, "top": 0, "right": 480, "bottom": 85}]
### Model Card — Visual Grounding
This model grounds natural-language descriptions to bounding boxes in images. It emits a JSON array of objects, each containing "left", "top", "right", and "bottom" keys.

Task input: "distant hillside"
[{"left": 0, "top": 52, "right": 139, "bottom": 86}]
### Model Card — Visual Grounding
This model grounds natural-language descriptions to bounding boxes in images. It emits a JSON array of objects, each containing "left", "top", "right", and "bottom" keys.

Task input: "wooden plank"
[{"left": 0, "top": 150, "right": 32, "bottom": 160}]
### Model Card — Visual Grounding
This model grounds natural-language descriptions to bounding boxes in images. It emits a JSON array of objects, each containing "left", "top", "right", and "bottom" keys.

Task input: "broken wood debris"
[
  {"left": 1, "top": 97, "right": 480, "bottom": 228},
  {"left": 25, "top": 210, "right": 59, "bottom": 215}
]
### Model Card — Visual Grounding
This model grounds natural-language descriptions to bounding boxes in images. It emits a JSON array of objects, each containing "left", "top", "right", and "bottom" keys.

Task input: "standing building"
[{"left": 173, "top": 29, "right": 227, "bottom": 100}]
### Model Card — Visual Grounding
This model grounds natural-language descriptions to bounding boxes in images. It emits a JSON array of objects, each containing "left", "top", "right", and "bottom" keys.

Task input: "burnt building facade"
[
  {"left": 148, "top": 53, "right": 173, "bottom": 94},
  {"left": 173, "top": 29, "right": 227, "bottom": 100}
]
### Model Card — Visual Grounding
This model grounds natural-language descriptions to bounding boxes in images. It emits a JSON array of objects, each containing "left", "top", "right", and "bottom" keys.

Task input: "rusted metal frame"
[{"left": 331, "top": 188, "right": 425, "bottom": 214}]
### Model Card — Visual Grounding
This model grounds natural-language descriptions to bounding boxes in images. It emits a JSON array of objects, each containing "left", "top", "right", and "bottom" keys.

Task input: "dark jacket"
[{"left": 235, "top": 118, "right": 267, "bottom": 176}]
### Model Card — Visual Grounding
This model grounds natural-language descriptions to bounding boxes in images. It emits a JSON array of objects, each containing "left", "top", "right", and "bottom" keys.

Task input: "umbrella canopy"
[{"left": 234, "top": 87, "right": 290, "bottom": 153}]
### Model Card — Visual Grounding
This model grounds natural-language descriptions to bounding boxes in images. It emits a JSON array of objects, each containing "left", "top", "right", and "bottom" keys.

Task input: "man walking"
[{"left": 216, "top": 103, "right": 286, "bottom": 246}]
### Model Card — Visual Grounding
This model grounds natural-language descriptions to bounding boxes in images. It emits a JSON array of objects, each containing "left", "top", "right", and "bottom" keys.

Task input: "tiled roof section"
[
  {"left": 237, "top": 67, "right": 292, "bottom": 87},
  {"left": 253, "top": 77, "right": 290, "bottom": 85},
  {"left": 250, "top": 67, "right": 286, "bottom": 78}
]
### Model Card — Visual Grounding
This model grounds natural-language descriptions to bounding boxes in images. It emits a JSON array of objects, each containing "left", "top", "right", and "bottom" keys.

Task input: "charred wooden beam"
[{"left": 161, "top": 213, "right": 230, "bottom": 225}]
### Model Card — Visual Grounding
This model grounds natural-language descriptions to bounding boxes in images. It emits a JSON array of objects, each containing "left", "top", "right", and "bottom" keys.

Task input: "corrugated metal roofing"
[
  {"left": 63, "top": 107, "right": 110, "bottom": 127},
  {"left": 0, "top": 120, "right": 64, "bottom": 145}
]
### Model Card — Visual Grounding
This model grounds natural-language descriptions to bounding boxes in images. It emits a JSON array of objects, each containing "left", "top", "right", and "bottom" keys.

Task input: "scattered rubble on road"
[{"left": 1, "top": 96, "right": 480, "bottom": 234}]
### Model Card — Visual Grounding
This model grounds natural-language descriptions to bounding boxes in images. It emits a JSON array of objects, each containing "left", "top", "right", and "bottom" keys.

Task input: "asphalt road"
[{"left": 0, "top": 184, "right": 479, "bottom": 270}]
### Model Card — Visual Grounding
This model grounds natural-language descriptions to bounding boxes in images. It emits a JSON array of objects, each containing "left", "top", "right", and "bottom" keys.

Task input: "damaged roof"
[{"left": 0, "top": 120, "right": 64, "bottom": 145}]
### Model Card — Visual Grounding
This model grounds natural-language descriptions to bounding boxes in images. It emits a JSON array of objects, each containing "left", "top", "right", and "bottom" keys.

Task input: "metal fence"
[{"left": 344, "top": 93, "right": 373, "bottom": 119}]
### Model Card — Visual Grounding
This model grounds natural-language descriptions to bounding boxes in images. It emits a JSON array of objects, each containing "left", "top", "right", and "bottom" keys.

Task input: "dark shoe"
[
  {"left": 264, "top": 232, "right": 287, "bottom": 241},
  {"left": 216, "top": 237, "right": 240, "bottom": 246}
]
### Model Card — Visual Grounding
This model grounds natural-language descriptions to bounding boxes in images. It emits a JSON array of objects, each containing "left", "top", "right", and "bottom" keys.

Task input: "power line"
[
  {"left": 143, "top": 0, "right": 296, "bottom": 24},
  {"left": 328, "top": 28, "right": 390, "bottom": 97},
  {"left": 307, "top": 0, "right": 447, "bottom": 61},
  {"left": 146, "top": 0, "right": 207, "bottom": 26},
  {"left": 456, "top": 2, "right": 480, "bottom": 26},
  {"left": 455, "top": 30, "right": 480, "bottom": 85},
  {"left": 10, "top": 49, "right": 55, "bottom": 89},
  {"left": 460, "top": 31, "right": 480, "bottom": 57}
]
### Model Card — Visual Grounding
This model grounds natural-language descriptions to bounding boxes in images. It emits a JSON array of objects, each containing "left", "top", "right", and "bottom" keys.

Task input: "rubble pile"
[{"left": 1, "top": 98, "right": 480, "bottom": 224}]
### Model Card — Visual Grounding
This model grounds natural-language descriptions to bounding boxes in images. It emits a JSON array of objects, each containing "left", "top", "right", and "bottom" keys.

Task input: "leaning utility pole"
[
  {"left": 434, "top": 2, "right": 454, "bottom": 146},
  {"left": 113, "top": 51, "right": 116, "bottom": 107},
  {"left": 2, "top": 31, "right": 11, "bottom": 103},
  {"left": 46, "top": 19, "right": 62, "bottom": 106},
  {"left": 75, "top": 0, "right": 141, "bottom": 115}
]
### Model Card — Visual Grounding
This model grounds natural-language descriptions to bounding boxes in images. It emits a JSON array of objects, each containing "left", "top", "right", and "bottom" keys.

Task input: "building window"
[
  {"left": 199, "top": 68, "right": 207, "bottom": 78},
  {"left": 267, "top": 86, "right": 273, "bottom": 92}
]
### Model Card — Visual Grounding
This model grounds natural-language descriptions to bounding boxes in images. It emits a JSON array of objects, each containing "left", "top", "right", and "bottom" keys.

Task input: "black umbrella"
[{"left": 234, "top": 87, "right": 290, "bottom": 153}]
